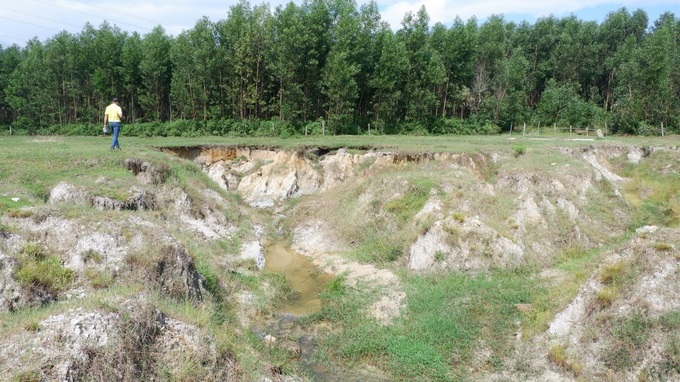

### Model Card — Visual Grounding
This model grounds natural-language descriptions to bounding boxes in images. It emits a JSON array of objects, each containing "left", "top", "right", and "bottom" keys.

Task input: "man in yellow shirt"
[{"left": 104, "top": 97, "right": 123, "bottom": 150}]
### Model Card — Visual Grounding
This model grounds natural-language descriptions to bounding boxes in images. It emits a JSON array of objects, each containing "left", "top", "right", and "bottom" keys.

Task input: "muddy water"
[
  {"left": 264, "top": 239, "right": 332, "bottom": 315},
  {"left": 259, "top": 241, "right": 389, "bottom": 381}
]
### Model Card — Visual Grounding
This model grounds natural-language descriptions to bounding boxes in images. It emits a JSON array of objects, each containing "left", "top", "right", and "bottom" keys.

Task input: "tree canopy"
[{"left": 0, "top": 2, "right": 678, "bottom": 136}]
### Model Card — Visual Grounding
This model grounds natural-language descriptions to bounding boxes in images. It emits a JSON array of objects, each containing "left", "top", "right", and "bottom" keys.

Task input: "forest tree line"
[{"left": 0, "top": 0, "right": 679, "bottom": 136}]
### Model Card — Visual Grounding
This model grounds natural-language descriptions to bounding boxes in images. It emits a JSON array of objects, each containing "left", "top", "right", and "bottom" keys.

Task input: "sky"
[{"left": 1, "top": 0, "right": 680, "bottom": 48}]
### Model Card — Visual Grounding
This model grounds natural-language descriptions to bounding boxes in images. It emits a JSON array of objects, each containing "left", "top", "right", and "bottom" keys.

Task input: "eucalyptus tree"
[
  {"left": 512, "top": 17, "right": 558, "bottom": 109},
  {"left": 369, "top": 30, "right": 408, "bottom": 131},
  {"left": 354, "top": 1, "right": 386, "bottom": 121},
  {"left": 5, "top": 39, "right": 55, "bottom": 131},
  {"left": 0, "top": 44, "right": 22, "bottom": 124},
  {"left": 170, "top": 17, "right": 220, "bottom": 121},
  {"left": 430, "top": 17, "right": 477, "bottom": 119},
  {"left": 487, "top": 48, "right": 529, "bottom": 127},
  {"left": 42, "top": 31, "right": 81, "bottom": 124},
  {"left": 138, "top": 27, "right": 172, "bottom": 122},
  {"left": 217, "top": 1, "right": 272, "bottom": 120},
  {"left": 397, "top": 6, "right": 445, "bottom": 124},
  {"left": 322, "top": 0, "right": 361, "bottom": 133},
  {"left": 473, "top": 15, "right": 514, "bottom": 122},
  {"left": 549, "top": 17, "right": 601, "bottom": 101},
  {"left": 268, "top": 2, "right": 308, "bottom": 122},
  {"left": 597, "top": 8, "right": 649, "bottom": 113},
  {"left": 300, "top": 0, "right": 333, "bottom": 121},
  {"left": 614, "top": 12, "right": 679, "bottom": 132},
  {"left": 535, "top": 79, "right": 569, "bottom": 125},
  {"left": 74, "top": 22, "right": 129, "bottom": 123},
  {"left": 120, "top": 32, "right": 143, "bottom": 122}
]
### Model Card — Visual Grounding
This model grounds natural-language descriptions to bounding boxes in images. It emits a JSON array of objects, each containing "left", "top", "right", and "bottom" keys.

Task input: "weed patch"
[
  {"left": 621, "top": 151, "right": 680, "bottom": 228},
  {"left": 350, "top": 235, "right": 403, "bottom": 264},
  {"left": 604, "top": 311, "right": 652, "bottom": 371},
  {"left": 14, "top": 243, "right": 73, "bottom": 297},
  {"left": 84, "top": 268, "right": 115, "bottom": 289},
  {"left": 314, "top": 268, "right": 544, "bottom": 381},
  {"left": 384, "top": 178, "right": 436, "bottom": 222}
]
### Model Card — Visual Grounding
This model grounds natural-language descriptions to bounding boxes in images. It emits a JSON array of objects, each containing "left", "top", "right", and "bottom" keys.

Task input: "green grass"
[
  {"left": 384, "top": 177, "right": 436, "bottom": 222},
  {"left": 605, "top": 311, "right": 653, "bottom": 370},
  {"left": 618, "top": 150, "right": 680, "bottom": 228},
  {"left": 14, "top": 243, "right": 73, "bottom": 295},
  {"left": 512, "top": 143, "right": 526, "bottom": 157},
  {"left": 314, "top": 268, "right": 545, "bottom": 381}
]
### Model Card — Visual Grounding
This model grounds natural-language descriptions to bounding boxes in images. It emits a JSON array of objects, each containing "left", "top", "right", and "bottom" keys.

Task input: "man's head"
[{"left": 112, "top": 97, "right": 119, "bottom": 103}]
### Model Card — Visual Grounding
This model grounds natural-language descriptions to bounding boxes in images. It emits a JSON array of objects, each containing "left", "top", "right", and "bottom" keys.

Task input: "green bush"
[
  {"left": 636, "top": 122, "right": 659, "bottom": 136},
  {"left": 512, "top": 144, "right": 526, "bottom": 157}
]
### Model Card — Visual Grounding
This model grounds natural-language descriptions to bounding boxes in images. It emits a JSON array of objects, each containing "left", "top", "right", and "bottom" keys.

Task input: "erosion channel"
[
  {"left": 2, "top": 140, "right": 679, "bottom": 382},
  {"left": 264, "top": 239, "right": 332, "bottom": 316}
]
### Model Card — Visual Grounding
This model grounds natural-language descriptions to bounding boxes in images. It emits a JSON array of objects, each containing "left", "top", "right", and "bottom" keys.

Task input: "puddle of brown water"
[{"left": 264, "top": 239, "right": 332, "bottom": 316}]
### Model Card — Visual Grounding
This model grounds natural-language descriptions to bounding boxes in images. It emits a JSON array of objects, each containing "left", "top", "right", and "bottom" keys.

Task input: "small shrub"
[
  {"left": 452, "top": 212, "right": 465, "bottom": 223},
  {"left": 636, "top": 122, "right": 658, "bottom": 136},
  {"left": 323, "top": 274, "right": 346, "bottom": 297},
  {"left": 7, "top": 209, "right": 32, "bottom": 218},
  {"left": 124, "top": 251, "right": 158, "bottom": 270},
  {"left": 352, "top": 237, "right": 403, "bottom": 264},
  {"left": 384, "top": 178, "right": 434, "bottom": 222},
  {"left": 443, "top": 223, "right": 460, "bottom": 240},
  {"left": 512, "top": 144, "right": 526, "bottom": 157},
  {"left": 266, "top": 273, "right": 299, "bottom": 302}
]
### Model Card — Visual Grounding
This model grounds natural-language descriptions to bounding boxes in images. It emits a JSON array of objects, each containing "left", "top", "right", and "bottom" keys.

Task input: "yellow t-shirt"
[{"left": 105, "top": 103, "right": 123, "bottom": 122}]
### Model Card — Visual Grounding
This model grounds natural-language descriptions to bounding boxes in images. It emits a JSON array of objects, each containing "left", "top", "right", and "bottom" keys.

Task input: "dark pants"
[{"left": 109, "top": 122, "right": 121, "bottom": 149}]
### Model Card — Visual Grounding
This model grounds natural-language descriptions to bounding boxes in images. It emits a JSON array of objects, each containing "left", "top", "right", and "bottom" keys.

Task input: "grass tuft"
[
  {"left": 596, "top": 286, "right": 618, "bottom": 308},
  {"left": 654, "top": 242, "right": 674, "bottom": 252},
  {"left": 14, "top": 243, "right": 73, "bottom": 295},
  {"left": 599, "top": 261, "right": 628, "bottom": 286},
  {"left": 84, "top": 268, "right": 115, "bottom": 289},
  {"left": 548, "top": 343, "right": 570, "bottom": 369}
]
